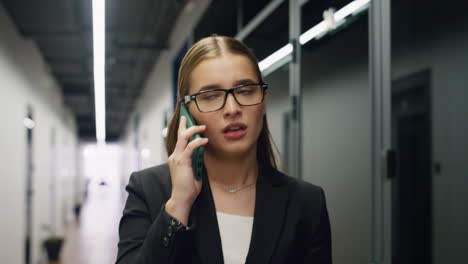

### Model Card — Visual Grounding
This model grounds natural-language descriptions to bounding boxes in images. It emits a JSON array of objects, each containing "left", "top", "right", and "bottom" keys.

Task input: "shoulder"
[
  {"left": 126, "top": 163, "right": 172, "bottom": 203},
  {"left": 288, "top": 176, "right": 325, "bottom": 208},
  {"left": 271, "top": 168, "right": 327, "bottom": 216},
  {"left": 272, "top": 167, "right": 325, "bottom": 201},
  {"left": 129, "top": 163, "right": 171, "bottom": 186},
  {"left": 279, "top": 173, "right": 328, "bottom": 228}
]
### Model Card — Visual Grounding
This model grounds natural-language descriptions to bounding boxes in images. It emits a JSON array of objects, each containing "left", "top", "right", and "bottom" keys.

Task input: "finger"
[
  {"left": 181, "top": 125, "right": 206, "bottom": 141},
  {"left": 174, "top": 116, "right": 187, "bottom": 152},
  {"left": 178, "top": 115, "right": 186, "bottom": 136},
  {"left": 184, "top": 137, "right": 209, "bottom": 158},
  {"left": 174, "top": 123, "right": 206, "bottom": 153},
  {"left": 173, "top": 116, "right": 188, "bottom": 154}
]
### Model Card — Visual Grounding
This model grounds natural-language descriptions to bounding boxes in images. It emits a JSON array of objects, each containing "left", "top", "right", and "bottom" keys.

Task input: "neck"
[{"left": 204, "top": 148, "right": 258, "bottom": 187}]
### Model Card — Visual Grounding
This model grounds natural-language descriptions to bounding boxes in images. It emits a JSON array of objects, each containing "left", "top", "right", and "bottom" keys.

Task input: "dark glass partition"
[{"left": 390, "top": 0, "right": 468, "bottom": 263}]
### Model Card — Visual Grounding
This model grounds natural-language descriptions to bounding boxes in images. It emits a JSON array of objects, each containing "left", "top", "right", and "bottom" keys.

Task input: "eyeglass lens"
[{"left": 196, "top": 84, "right": 264, "bottom": 112}]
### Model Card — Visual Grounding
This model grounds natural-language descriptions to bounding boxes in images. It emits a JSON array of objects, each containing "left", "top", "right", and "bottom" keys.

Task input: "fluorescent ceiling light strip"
[
  {"left": 259, "top": 43, "right": 293, "bottom": 72},
  {"left": 261, "top": 53, "right": 292, "bottom": 77},
  {"left": 299, "top": 21, "right": 327, "bottom": 45},
  {"left": 300, "top": 0, "right": 370, "bottom": 45},
  {"left": 92, "top": 0, "right": 106, "bottom": 142},
  {"left": 261, "top": 0, "right": 370, "bottom": 73},
  {"left": 334, "top": 0, "right": 370, "bottom": 22}
]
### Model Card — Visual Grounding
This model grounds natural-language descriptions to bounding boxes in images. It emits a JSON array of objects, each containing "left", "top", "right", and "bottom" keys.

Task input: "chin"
[{"left": 209, "top": 139, "right": 256, "bottom": 158}]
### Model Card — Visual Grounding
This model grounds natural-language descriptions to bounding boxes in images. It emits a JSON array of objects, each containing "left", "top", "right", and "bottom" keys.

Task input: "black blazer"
[{"left": 116, "top": 162, "right": 332, "bottom": 264}]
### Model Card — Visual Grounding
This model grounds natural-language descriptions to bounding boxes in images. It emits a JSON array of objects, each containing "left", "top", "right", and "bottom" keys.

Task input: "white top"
[{"left": 216, "top": 212, "right": 254, "bottom": 264}]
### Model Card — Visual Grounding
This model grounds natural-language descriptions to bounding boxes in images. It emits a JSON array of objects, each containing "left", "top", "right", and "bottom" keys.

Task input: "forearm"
[
  {"left": 117, "top": 204, "right": 196, "bottom": 264},
  {"left": 116, "top": 172, "right": 196, "bottom": 264}
]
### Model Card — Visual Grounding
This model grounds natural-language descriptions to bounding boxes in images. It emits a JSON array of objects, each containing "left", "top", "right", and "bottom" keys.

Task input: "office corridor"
[
  {"left": 61, "top": 182, "right": 124, "bottom": 264},
  {"left": 1, "top": 0, "right": 468, "bottom": 263}
]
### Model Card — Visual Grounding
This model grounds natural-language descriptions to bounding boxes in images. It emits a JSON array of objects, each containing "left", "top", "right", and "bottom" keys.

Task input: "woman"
[{"left": 116, "top": 35, "right": 332, "bottom": 264}]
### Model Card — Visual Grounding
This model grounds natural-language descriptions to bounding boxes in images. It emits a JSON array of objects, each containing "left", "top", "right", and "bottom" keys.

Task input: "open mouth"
[{"left": 222, "top": 123, "right": 247, "bottom": 139}]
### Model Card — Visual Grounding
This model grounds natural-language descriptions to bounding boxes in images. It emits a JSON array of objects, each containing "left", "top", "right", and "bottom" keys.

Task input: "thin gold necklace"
[{"left": 213, "top": 181, "right": 256, "bottom": 193}]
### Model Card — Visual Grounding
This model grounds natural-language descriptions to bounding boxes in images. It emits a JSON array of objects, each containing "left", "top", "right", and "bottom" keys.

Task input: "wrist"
[
  {"left": 165, "top": 197, "right": 192, "bottom": 226},
  {"left": 170, "top": 191, "right": 196, "bottom": 207}
]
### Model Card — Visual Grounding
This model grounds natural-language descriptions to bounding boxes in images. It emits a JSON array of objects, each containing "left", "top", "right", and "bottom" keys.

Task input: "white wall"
[
  {"left": 121, "top": 0, "right": 212, "bottom": 185},
  {"left": 0, "top": 5, "right": 79, "bottom": 263}
]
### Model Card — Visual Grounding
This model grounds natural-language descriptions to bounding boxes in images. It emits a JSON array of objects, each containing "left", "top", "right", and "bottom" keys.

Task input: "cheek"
[
  {"left": 195, "top": 114, "right": 219, "bottom": 136},
  {"left": 204, "top": 125, "right": 217, "bottom": 138},
  {"left": 189, "top": 105, "right": 209, "bottom": 126}
]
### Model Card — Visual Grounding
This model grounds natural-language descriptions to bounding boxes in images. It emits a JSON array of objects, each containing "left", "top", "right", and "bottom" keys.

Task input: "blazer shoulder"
[
  {"left": 279, "top": 172, "right": 326, "bottom": 209},
  {"left": 281, "top": 175, "right": 328, "bottom": 230},
  {"left": 276, "top": 169, "right": 324, "bottom": 197},
  {"left": 127, "top": 163, "right": 172, "bottom": 201},
  {"left": 131, "top": 163, "right": 171, "bottom": 185},
  {"left": 293, "top": 177, "right": 324, "bottom": 196}
]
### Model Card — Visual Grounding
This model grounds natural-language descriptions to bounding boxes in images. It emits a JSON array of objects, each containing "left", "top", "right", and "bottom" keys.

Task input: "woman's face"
[{"left": 187, "top": 53, "right": 267, "bottom": 158}]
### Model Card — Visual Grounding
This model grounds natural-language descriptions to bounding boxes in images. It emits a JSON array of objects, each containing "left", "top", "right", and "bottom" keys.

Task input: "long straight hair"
[{"left": 165, "top": 35, "right": 278, "bottom": 169}]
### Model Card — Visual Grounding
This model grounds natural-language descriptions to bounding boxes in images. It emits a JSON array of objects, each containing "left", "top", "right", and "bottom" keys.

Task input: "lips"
[
  {"left": 222, "top": 122, "right": 247, "bottom": 133},
  {"left": 222, "top": 122, "right": 247, "bottom": 139}
]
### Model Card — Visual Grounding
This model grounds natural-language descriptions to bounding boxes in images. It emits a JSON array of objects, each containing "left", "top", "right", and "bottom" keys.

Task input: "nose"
[{"left": 223, "top": 93, "right": 241, "bottom": 118}]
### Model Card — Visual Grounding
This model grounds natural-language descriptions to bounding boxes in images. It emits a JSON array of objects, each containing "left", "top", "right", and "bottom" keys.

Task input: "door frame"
[{"left": 369, "top": 0, "right": 392, "bottom": 263}]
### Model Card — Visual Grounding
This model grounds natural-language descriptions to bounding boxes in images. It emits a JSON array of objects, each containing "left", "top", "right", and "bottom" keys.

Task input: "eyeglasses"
[{"left": 183, "top": 83, "right": 268, "bottom": 113}]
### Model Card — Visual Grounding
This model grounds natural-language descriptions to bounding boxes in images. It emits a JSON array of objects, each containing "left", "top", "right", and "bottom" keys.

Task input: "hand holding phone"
[
  {"left": 180, "top": 104, "right": 206, "bottom": 181},
  {"left": 165, "top": 108, "right": 207, "bottom": 226}
]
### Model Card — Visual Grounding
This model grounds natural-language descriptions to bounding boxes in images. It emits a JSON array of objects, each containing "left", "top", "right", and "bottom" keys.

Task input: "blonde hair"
[{"left": 165, "top": 35, "right": 278, "bottom": 169}]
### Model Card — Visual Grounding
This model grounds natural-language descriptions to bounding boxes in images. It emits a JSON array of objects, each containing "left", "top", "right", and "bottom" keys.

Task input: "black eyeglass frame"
[{"left": 182, "top": 83, "right": 268, "bottom": 113}]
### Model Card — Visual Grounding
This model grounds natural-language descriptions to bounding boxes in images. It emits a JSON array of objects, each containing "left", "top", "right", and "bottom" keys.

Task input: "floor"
[{"left": 61, "top": 181, "right": 125, "bottom": 264}]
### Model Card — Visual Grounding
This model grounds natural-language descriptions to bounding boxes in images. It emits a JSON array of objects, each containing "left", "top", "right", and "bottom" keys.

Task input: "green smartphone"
[{"left": 180, "top": 104, "right": 205, "bottom": 181}]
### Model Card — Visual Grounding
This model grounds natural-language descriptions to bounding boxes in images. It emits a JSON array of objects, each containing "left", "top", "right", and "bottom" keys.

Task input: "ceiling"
[
  {"left": 2, "top": 0, "right": 359, "bottom": 142},
  {"left": 3, "top": 0, "right": 186, "bottom": 141}
]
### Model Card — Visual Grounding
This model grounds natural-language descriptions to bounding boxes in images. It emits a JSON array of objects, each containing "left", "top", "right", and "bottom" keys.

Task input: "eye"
[
  {"left": 236, "top": 85, "right": 256, "bottom": 95},
  {"left": 199, "top": 93, "right": 221, "bottom": 101},
  {"left": 238, "top": 90, "right": 252, "bottom": 95}
]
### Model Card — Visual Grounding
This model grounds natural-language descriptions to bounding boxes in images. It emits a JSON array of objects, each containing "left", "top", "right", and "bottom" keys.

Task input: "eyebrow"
[{"left": 196, "top": 78, "right": 258, "bottom": 93}]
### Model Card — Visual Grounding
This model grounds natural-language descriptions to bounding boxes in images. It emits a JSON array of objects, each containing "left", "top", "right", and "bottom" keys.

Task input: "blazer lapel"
[
  {"left": 193, "top": 172, "right": 224, "bottom": 264},
  {"left": 245, "top": 163, "right": 290, "bottom": 264}
]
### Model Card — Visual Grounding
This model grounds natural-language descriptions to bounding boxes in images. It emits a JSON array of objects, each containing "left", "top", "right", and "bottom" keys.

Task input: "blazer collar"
[{"left": 192, "top": 162, "right": 290, "bottom": 264}]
